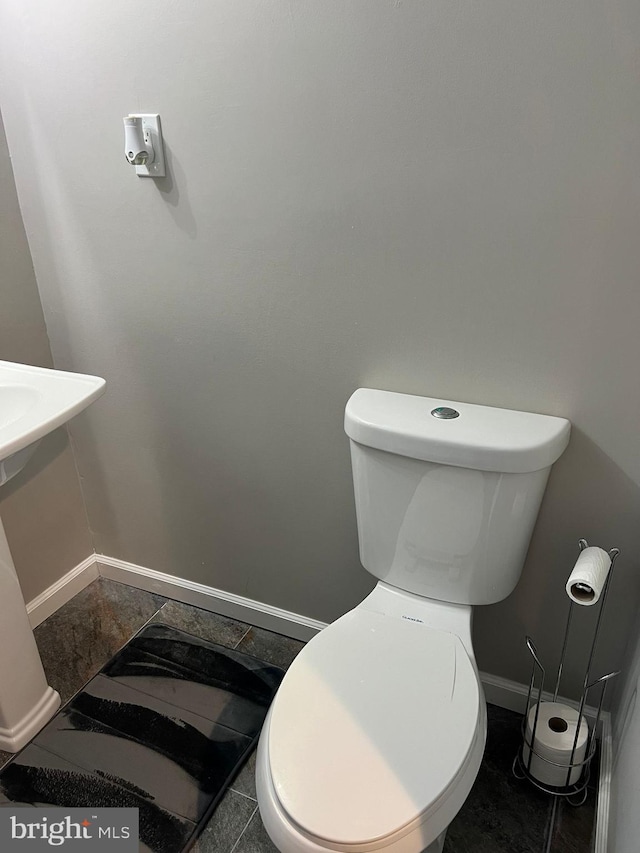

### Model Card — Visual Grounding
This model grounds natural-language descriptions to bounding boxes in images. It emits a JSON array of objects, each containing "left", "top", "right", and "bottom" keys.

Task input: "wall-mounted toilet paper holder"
[{"left": 512, "top": 539, "right": 620, "bottom": 805}]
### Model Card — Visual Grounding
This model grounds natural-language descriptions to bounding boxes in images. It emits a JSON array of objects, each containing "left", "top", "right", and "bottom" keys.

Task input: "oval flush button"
[{"left": 431, "top": 406, "right": 460, "bottom": 419}]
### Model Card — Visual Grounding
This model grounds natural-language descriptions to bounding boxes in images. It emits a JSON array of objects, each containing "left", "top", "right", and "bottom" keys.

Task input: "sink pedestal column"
[{"left": 0, "top": 517, "right": 60, "bottom": 751}]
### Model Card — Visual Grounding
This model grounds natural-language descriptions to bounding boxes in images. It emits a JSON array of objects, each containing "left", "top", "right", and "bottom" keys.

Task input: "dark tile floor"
[
  {"left": 2, "top": 579, "right": 596, "bottom": 853},
  {"left": 446, "top": 705, "right": 596, "bottom": 853},
  {"left": 1, "top": 623, "right": 285, "bottom": 853}
]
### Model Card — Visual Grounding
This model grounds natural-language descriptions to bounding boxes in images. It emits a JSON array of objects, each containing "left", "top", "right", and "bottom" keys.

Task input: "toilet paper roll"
[
  {"left": 565, "top": 546, "right": 611, "bottom": 606},
  {"left": 523, "top": 702, "right": 589, "bottom": 788}
]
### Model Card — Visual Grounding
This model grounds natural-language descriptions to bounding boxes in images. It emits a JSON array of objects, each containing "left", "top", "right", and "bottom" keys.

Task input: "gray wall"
[
  {"left": 0, "top": 113, "right": 93, "bottom": 603},
  {"left": 0, "top": 0, "right": 639, "bottom": 697}
]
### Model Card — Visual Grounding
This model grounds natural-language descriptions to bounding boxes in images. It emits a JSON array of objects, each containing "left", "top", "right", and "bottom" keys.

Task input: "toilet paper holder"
[{"left": 512, "top": 539, "right": 620, "bottom": 805}]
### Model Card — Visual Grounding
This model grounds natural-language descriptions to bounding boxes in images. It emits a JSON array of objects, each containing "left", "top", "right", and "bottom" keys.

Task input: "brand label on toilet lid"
[{"left": 268, "top": 608, "right": 480, "bottom": 847}]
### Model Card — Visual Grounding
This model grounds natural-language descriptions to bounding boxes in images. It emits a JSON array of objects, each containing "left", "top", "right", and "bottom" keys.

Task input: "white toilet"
[{"left": 256, "top": 389, "right": 570, "bottom": 853}]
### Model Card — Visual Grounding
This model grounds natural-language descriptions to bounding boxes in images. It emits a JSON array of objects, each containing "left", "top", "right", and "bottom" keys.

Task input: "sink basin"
[
  {"left": 0, "top": 385, "right": 40, "bottom": 431},
  {"left": 0, "top": 360, "right": 106, "bottom": 486}
]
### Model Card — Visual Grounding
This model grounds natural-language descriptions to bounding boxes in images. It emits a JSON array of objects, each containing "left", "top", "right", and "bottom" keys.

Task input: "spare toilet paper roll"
[
  {"left": 523, "top": 702, "right": 589, "bottom": 787},
  {"left": 565, "top": 546, "right": 611, "bottom": 606}
]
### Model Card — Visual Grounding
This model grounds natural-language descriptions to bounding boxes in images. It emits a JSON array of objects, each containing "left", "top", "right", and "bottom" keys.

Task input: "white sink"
[
  {"left": 0, "top": 360, "right": 105, "bottom": 486},
  {"left": 0, "top": 359, "right": 106, "bottom": 752}
]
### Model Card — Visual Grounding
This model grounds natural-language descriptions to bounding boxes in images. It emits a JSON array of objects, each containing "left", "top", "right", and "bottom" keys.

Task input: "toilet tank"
[{"left": 344, "top": 389, "right": 570, "bottom": 606}]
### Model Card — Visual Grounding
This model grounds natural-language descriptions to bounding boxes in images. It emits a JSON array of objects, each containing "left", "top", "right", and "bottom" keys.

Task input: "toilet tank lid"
[{"left": 344, "top": 389, "right": 570, "bottom": 474}]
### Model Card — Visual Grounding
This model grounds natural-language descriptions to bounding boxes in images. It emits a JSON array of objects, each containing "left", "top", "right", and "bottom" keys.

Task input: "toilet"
[{"left": 256, "top": 389, "right": 570, "bottom": 853}]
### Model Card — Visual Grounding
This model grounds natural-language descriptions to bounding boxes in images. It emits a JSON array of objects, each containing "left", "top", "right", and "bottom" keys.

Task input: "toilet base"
[{"left": 425, "top": 831, "right": 446, "bottom": 853}]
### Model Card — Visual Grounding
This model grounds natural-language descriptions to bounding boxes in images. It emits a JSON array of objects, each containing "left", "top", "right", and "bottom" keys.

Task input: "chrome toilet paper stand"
[{"left": 512, "top": 539, "right": 620, "bottom": 805}]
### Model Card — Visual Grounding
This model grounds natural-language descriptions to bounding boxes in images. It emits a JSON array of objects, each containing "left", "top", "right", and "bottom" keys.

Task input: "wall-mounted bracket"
[{"left": 123, "top": 114, "right": 165, "bottom": 178}]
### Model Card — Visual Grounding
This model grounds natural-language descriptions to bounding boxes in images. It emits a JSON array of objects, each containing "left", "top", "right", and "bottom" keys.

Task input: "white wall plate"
[{"left": 134, "top": 114, "right": 165, "bottom": 178}]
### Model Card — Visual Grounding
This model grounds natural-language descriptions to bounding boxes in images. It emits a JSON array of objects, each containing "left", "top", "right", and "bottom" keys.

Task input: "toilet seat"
[{"left": 261, "top": 606, "right": 485, "bottom": 852}]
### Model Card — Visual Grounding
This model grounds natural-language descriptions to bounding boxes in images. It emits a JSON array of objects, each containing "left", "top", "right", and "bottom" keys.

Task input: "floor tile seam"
[
  {"left": 81, "top": 673, "right": 251, "bottom": 734},
  {"left": 95, "top": 647, "right": 269, "bottom": 724},
  {"left": 96, "top": 577, "right": 167, "bottom": 617},
  {"left": 29, "top": 729, "right": 158, "bottom": 790},
  {"left": 139, "top": 600, "right": 169, "bottom": 631},
  {"left": 108, "top": 640, "right": 260, "bottom": 698},
  {"left": 132, "top": 625, "right": 276, "bottom": 686},
  {"left": 232, "top": 627, "right": 252, "bottom": 650},
  {"left": 70, "top": 671, "right": 176, "bottom": 715},
  {"left": 33, "top": 711, "right": 257, "bottom": 825},
  {"left": 153, "top": 602, "right": 254, "bottom": 642},
  {"left": 37, "top": 698, "right": 249, "bottom": 757},
  {"left": 26, "top": 738, "right": 215, "bottom": 827},
  {"left": 60, "top": 674, "right": 257, "bottom": 744},
  {"left": 40, "top": 598, "right": 170, "bottom": 707},
  {"left": 542, "top": 796, "right": 559, "bottom": 853},
  {"left": 37, "top": 589, "right": 164, "bottom": 653},
  {"left": 45, "top": 656, "right": 127, "bottom": 711},
  {"left": 228, "top": 804, "right": 260, "bottom": 853},
  {"left": 228, "top": 786, "right": 258, "bottom": 803},
  {"left": 15, "top": 740, "right": 195, "bottom": 824}
]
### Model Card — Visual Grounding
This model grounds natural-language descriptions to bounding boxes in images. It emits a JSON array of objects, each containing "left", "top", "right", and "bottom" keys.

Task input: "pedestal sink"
[{"left": 0, "top": 360, "right": 105, "bottom": 751}]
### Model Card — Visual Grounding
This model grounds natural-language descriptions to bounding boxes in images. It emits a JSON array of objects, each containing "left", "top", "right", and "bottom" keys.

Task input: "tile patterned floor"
[
  {"left": 1, "top": 579, "right": 596, "bottom": 853},
  {"left": 1, "top": 623, "right": 284, "bottom": 852}
]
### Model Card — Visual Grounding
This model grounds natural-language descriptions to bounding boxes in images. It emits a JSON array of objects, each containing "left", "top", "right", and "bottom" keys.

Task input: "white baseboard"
[
  {"left": 479, "top": 670, "right": 604, "bottom": 728},
  {"left": 480, "top": 671, "right": 533, "bottom": 714},
  {"left": 26, "top": 554, "right": 99, "bottom": 628},
  {"left": 96, "top": 554, "right": 328, "bottom": 642},
  {"left": 595, "top": 712, "right": 612, "bottom": 853},
  {"left": 26, "top": 555, "right": 609, "bottom": 727}
]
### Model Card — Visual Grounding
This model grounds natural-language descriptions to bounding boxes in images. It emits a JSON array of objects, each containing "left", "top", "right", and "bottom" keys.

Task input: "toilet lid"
[{"left": 268, "top": 608, "right": 480, "bottom": 848}]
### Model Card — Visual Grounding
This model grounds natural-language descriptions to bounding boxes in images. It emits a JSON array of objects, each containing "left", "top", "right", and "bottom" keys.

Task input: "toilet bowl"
[
  {"left": 256, "top": 389, "right": 570, "bottom": 852},
  {"left": 256, "top": 584, "right": 486, "bottom": 853}
]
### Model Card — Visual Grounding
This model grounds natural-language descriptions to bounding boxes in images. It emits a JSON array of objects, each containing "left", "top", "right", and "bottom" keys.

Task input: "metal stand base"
[
  {"left": 512, "top": 746, "right": 591, "bottom": 806},
  {"left": 512, "top": 540, "right": 619, "bottom": 806}
]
